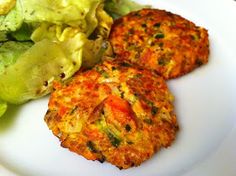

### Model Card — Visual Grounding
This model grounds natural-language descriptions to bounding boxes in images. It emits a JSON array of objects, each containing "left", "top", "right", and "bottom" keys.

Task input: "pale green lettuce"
[
  {"left": 22, "top": 0, "right": 103, "bottom": 36},
  {"left": 104, "top": 0, "right": 149, "bottom": 19},
  {"left": 0, "top": 0, "right": 113, "bottom": 117},
  {"left": 0, "top": 100, "right": 7, "bottom": 117},
  {"left": 0, "top": 0, "right": 23, "bottom": 32},
  {"left": 0, "top": 41, "right": 33, "bottom": 75},
  {"left": 0, "top": 35, "right": 84, "bottom": 104}
]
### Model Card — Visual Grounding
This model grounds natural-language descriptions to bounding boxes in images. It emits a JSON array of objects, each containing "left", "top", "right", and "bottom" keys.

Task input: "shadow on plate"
[{"left": 0, "top": 104, "right": 22, "bottom": 133}]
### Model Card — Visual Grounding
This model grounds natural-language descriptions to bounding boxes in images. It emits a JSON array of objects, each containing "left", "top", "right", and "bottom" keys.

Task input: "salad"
[{"left": 0, "top": 0, "right": 146, "bottom": 117}]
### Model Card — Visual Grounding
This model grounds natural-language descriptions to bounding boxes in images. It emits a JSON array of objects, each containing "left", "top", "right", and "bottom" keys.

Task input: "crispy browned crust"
[
  {"left": 44, "top": 60, "right": 178, "bottom": 169},
  {"left": 109, "top": 8, "right": 209, "bottom": 79}
]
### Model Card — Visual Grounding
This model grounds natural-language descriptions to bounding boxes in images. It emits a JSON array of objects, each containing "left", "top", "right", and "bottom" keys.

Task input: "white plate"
[{"left": 1, "top": 0, "right": 236, "bottom": 176}]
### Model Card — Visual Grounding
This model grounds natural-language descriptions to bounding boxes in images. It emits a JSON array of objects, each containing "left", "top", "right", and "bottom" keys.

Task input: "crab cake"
[
  {"left": 44, "top": 60, "right": 178, "bottom": 169},
  {"left": 109, "top": 9, "right": 209, "bottom": 79}
]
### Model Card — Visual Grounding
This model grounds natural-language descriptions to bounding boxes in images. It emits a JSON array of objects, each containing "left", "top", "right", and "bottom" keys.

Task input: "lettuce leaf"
[
  {"left": 0, "top": 33, "right": 85, "bottom": 104},
  {"left": 0, "top": 0, "right": 23, "bottom": 31},
  {"left": 0, "top": 99, "right": 7, "bottom": 117},
  {"left": 22, "top": 0, "right": 103, "bottom": 36},
  {"left": 82, "top": 37, "right": 110, "bottom": 68},
  {"left": 0, "top": 41, "right": 33, "bottom": 74},
  {"left": 104, "top": 0, "right": 149, "bottom": 19},
  {"left": 0, "top": 0, "right": 113, "bottom": 106},
  {"left": 10, "top": 23, "right": 33, "bottom": 41}
]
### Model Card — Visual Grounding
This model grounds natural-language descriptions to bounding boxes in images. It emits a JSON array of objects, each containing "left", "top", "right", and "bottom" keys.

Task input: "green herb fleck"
[
  {"left": 106, "top": 131, "right": 121, "bottom": 147},
  {"left": 98, "top": 155, "right": 106, "bottom": 163},
  {"left": 154, "top": 23, "right": 161, "bottom": 27},
  {"left": 158, "top": 57, "right": 169, "bottom": 66},
  {"left": 195, "top": 59, "right": 203, "bottom": 66},
  {"left": 158, "top": 42, "right": 164, "bottom": 47},
  {"left": 120, "top": 91, "right": 124, "bottom": 98},
  {"left": 141, "top": 23, "right": 147, "bottom": 28},
  {"left": 168, "top": 21, "right": 176, "bottom": 26},
  {"left": 102, "top": 72, "right": 109, "bottom": 78},
  {"left": 133, "top": 73, "right": 142, "bottom": 79},
  {"left": 143, "top": 119, "right": 153, "bottom": 125},
  {"left": 125, "top": 124, "right": 131, "bottom": 132},
  {"left": 112, "top": 66, "right": 117, "bottom": 71},
  {"left": 133, "top": 12, "right": 141, "bottom": 17},
  {"left": 127, "top": 44, "right": 137, "bottom": 50},
  {"left": 151, "top": 106, "right": 159, "bottom": 116},
  {"left": 86, "top": 141, "right": 97, "bottom": 153},
  {"left": 127, "top": 141, "right": 134, "bottom": 145},
  {"left": 146, "top": 100, "right": 154, "bottom": 107},
  {"left": 154, "top": 33, "right": 165, "bottom": 39},
  {"left": 134, "top": 93, "right": 139, "bottom": 98},
  {"left": 95, "top": 66, "right": 104, "bottom": 74},
  {"left": 128, "top": 28, "right": 135, "bottom": 35},
  {"left": 70, "top": 106, "right": 78, "bottom": 115},
  {"left": 191, "top": 34, "right": 200, "bottom": 41},
  {"left": 120, "top": 62, "right": 132, "bottom": 67}
]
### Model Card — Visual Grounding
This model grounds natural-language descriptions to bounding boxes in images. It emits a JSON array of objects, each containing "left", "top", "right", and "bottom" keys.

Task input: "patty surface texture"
[
  {"left": 45, "top": 60, "right": 178, "bottom": 169},
  {"left": 109, "top": 8, "right": 209, "bottom": 79}
]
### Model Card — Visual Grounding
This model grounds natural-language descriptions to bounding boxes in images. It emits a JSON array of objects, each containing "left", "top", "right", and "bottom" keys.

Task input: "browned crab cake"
[
  {"left": 44, "top": 60, "right": 178, "bottom": 169},
  {"left": 109, "top": 8, "right": 209, "bottom": 79}
]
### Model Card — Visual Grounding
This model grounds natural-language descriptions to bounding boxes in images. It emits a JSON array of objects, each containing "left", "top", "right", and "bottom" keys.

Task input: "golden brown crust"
[
  {"left": 109, "top": 8, "right": 209, "bottom": 79},
  {"left": 45, "top": 60, "right": 178, "bottom": 169}
]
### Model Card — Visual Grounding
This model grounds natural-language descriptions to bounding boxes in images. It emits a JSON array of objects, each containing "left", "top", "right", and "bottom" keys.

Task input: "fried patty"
[
  {"left": 109, "top": 9, "right": 209, "bottom": 79},
  {"left": 44, "top": 60, "right": 178, "bottom": 169}
]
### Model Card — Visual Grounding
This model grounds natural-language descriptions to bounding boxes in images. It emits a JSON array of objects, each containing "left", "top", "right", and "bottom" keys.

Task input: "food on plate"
[
  {"left": 0, "top": 0, "right": 113, "bottom": 115},
  {"left": 44, "top": 60, "right": 178, "bottom": 169},
  {"left": 109, "top": 8, "right": 209, "bottom": 79},
  {"left": 0, "top": 0, "right": 149, "bottom": 117}
]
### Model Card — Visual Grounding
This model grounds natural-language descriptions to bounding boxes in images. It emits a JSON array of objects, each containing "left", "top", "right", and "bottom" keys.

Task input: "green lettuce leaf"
[
  {"left": 0, "top": 0, "right": 23, "bottom": 32},
  {"left": 0, "top": 33, "right": 85, "bottom": 104},
  {"left": 0, "top": 41, "right": 33, "bottom": 74},
  {"left": 104, "top": 0, "right": 149, "bottom": 19},
  {"left": 82, "top": 37, "right": 110, "bottom": 68},
  {"left": 22, "top": 0, "right": 103, "bottom": 36},
  {"left": 0, "top": 0, "right": 113, "bottom": 105},
  {"left": 0, "top": 99, "right": 7, "bottom": 117},
  {"left": 10, "top": 23, "right": 33, "bottom": 41},
  {"left": 0, "top": 32, "right": 8, "bottom": 41}
]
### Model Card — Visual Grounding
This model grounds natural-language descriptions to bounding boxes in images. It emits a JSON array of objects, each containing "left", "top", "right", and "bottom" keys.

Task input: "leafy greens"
[{"left": 0, "top": 0, "right": 146, "bottom": 117}]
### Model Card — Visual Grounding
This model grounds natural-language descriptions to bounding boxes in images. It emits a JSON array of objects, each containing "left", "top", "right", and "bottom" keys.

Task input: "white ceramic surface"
[{"left": 1, "top": 0, "right": 236, "bottom": 176}]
